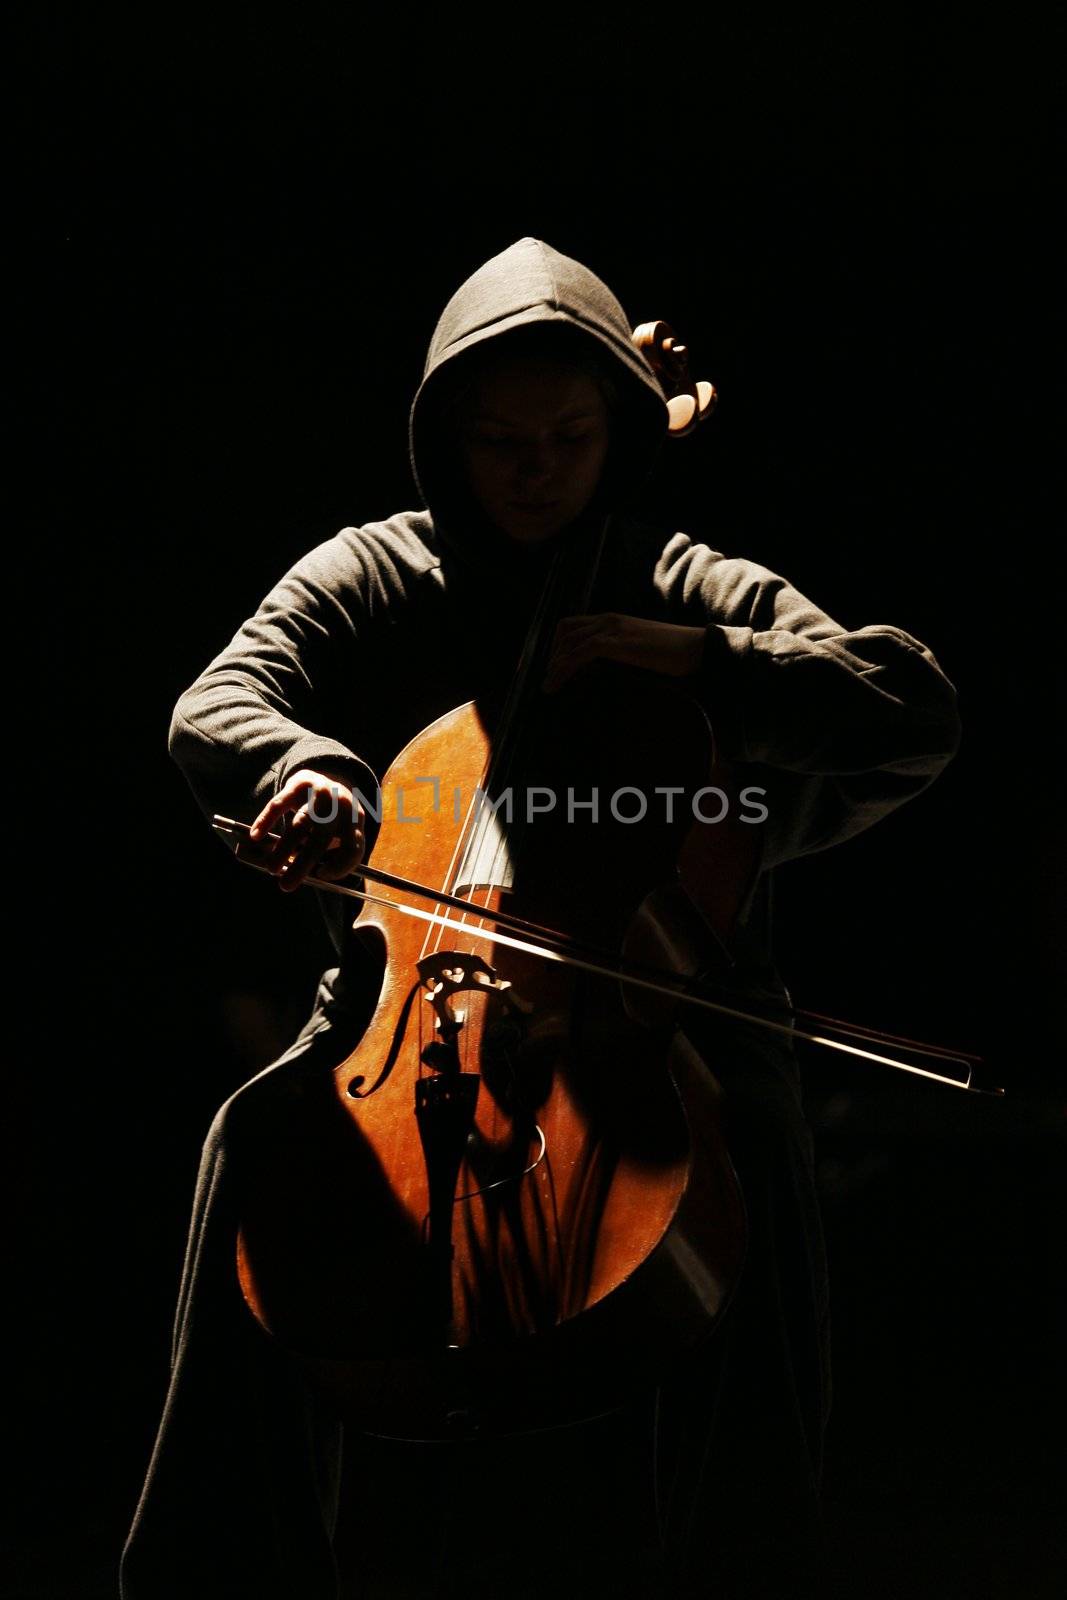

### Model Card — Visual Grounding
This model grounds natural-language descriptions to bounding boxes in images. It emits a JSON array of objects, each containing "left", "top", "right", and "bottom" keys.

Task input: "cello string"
[
  {"left": 463, "top": 511, "right": 613, "bottom": 952},
  {"left": 421, "top": 776, "right": 487, "bottom": 966},
  {"left": 415, "top": 556, "right": 558, "bottom": 966},
  {"left": 440, "top": 548, "right": 565, "bottom": 1063},
  {"left": 451, "top": 535, "right": 574, "bottom": 959},
  {"left": 434, "top": 538, "right": 566, "bottom": 962},
  {"left": 416, "top": 540, "right": 574, "bottom": 1078}
]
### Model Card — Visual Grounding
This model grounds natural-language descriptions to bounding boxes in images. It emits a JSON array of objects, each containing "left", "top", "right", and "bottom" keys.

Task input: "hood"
[{"left": 408, "top": 237, "right": 670, "bottom": 564}]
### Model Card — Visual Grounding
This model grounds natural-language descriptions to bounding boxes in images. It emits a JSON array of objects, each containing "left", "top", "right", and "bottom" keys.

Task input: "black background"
[{"left": 28, "top": 8, "right": 1064, "bottom": 1596}]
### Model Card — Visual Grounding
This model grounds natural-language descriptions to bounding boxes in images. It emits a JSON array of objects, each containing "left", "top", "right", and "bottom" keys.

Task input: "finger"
[
  {"left": 248, "top": 815, "right": 303, "bottom": 870},
  {"left": 313, "top": 831, "right": 366, "bottom": 880},
  {"left": 249, "top": 775, "right": 311, "bottom": 840},
  {"left": 248, "top": 812, "right": 309, "bottom": 886},
  {"left": 281, "top": 800, "right": 363, "bottom": 886},
  {"left": 249, "top": 799, "right": 286, "bottom": 842},
  {"left": 289, "top": 792, "right": 357, "bottom": 855},
  {"left": 549, "top": 617, "right": 613, "bottom": 659},
  {"left": 544, "top": 627, "right": 627, "bottom": 690},
  {"left": 545, "top": 618, "right": 616, "bottom": 676},
  {"left": 235, "top": 832, "right": 284, "bottom": 869},
  {"left": 554, "top": 612, "right": 618, "bottom": 639},
  {"left": 276, "top": 822, "right": 339, "bottom": 891},
  {"left": 272, "top": 787, "right": 358, "bottom": 887},
  {"left": 285, "top": 804, "right": 315, "bottom": 839},
  {"left": 296, "top": 785, "right": 356, "bottom": 842},
  {"left": 276, "top": 846, "right": 325, "bottom": 891}
]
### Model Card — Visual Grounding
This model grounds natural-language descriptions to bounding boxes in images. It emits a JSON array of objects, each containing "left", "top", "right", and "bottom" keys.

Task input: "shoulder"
[
  {"left": 342, "top": 510, "right": 442, "bottom": 576},
  {"left": 283, "top": 511, "right": 444, "bottom": 617}
]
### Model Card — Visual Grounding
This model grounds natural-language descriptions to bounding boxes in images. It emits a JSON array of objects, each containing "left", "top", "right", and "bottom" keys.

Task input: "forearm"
[
  {"left": 168, "top": 674, "right": 377, "bottom": 827},
  {"left": 657, "top": 534, "right": 961, "bottom": 777},
  {"left": 692, "top": 618, "right": 961, "bottom": 777}
]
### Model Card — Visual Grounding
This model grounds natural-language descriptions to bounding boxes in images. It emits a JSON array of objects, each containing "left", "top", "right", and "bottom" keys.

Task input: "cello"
[
  {"left": 218, "top": 322, "right": 759, "bottom": 1442},
  {"left": 216, "top": 321, "right": 988, "bottom": 1444}
]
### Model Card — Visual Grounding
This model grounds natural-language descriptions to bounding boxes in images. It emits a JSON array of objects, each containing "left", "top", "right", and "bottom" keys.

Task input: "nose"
[{"left": 515, "top": 440, "right": 556, "bottom": 490}]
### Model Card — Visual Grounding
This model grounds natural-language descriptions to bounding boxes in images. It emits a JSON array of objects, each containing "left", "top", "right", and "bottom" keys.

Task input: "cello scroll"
[{"left": 632, "top": 318, "right": 718, "bottom": 436}]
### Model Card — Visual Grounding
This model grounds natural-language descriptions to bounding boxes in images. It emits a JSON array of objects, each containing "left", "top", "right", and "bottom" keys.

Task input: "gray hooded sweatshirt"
[
  {"left": 169, "top": 234, "right": 961, "bottom": 971},
  {"left": 129, "top": 237, "right": 961, "bottom": 1600}
]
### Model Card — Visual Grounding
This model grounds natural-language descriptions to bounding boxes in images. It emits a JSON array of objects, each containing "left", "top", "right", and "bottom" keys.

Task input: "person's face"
[{"left": 455, "top": 355, "right": 612, "bottom": 544}]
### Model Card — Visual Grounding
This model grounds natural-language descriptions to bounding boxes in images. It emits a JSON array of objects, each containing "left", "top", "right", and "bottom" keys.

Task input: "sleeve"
[
  {"left": 656, "top": 533, "right": 962, "bottom": 861},
  {"left": 167, "top": 528, "right": 381, "bottom": 833}
]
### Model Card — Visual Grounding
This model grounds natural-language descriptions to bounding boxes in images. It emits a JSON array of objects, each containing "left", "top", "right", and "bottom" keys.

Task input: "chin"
[
  {"left": 502, "top": 523, "right": 564, "bottom": 545},
  {"left": 497, "top": 504, "right": 582, "bottom": 544}
]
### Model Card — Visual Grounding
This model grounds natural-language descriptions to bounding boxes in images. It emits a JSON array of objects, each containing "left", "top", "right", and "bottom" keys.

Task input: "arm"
[
  {"left": 544, "top": 531, "right": 961, "bottom": 862},
  {"left": 663, "top": 536, "right": 960, "bottom": 771},
  {"left": 661, "top": 533, "right": 962, "bottom": 859},
  {"left": 168, "top": 528, "right": 380, "bottom": 849}
]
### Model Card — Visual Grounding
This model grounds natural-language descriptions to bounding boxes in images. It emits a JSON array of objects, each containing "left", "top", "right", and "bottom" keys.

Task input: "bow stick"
[{"left": 212, "top": 816, "right": 1000, "bottom": 1096}]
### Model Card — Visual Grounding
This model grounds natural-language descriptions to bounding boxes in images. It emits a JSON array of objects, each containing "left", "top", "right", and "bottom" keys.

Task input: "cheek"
[
  {"left": 462, "top": 452, "right": 506, "bottom": 501},
  {"left": 578, "top": 437, "right": 611, "bottom": 488}
]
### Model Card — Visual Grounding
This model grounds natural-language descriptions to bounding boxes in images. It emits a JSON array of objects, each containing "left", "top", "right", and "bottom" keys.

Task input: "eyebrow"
[{"left": 471, "top": 408, "right": 602, "bottom": 426}]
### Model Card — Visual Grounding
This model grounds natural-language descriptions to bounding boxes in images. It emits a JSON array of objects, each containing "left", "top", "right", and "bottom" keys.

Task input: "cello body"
[{"left": 235, "top": 668, "right": 753, "bottom": 1440}]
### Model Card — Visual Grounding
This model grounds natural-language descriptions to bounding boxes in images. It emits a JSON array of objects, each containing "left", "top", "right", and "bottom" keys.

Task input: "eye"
[{"left": 471, "top": 431, "right": 515, "bottom": 449}]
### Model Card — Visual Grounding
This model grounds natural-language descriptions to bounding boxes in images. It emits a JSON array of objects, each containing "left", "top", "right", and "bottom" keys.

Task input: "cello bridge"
[{"left": 416, "top": 951, "right": 530, "bottom": 1043}]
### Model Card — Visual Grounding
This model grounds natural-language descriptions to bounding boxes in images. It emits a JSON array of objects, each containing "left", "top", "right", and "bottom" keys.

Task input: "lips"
[{"left": 510, "top": 501, "right": 560, "bottom": 512}]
